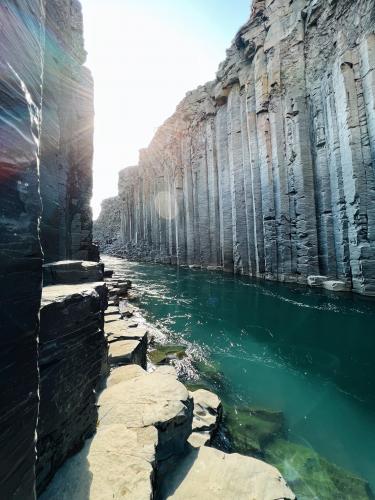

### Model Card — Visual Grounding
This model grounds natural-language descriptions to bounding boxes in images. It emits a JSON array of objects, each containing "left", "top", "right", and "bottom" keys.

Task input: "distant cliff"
[
  {"left": 118, "top": 0, "right": 375, "bottom": 296},
  {"left": 93, "top": 196, "right": 122, "bottom": 255}
]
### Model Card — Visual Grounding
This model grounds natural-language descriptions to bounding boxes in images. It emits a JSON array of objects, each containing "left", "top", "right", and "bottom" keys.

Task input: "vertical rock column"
[{"left": 0, "top": 2, "right": 44, "bottom": 498}]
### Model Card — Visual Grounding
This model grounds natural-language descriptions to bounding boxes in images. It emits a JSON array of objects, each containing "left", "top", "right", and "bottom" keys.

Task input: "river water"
[{"left": 104, "top": 256, "right": 375, "bottom": 498}]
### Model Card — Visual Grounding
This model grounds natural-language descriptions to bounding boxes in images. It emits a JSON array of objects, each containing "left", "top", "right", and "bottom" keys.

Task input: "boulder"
[
  {"left": 191, "top": 389, "right": 222, "bottom": 434},
  {"left": 109, "top": 338, "right": 147, "bottom": 369},
  {"left": 307, "top": 275, "right": 328, "bottom": 287},
  {"left": 159, "top": 445, "right": 295, "bottom": 499},
  {"left": 98, "top": 366, "right": 193, "bottom": 462},
  {"left": 323, "top": 280, "right": 350, "bottom": 292}
]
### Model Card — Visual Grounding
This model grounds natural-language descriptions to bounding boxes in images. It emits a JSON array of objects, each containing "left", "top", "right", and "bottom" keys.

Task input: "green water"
[{"left": 104, "top": 257, "right": 375, "bottom": 497}]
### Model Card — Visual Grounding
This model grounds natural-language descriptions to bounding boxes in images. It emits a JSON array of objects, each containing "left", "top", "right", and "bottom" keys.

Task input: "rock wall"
[
  {"left": 37, "top": 282, "right": 107, "bottom": 493},
  {"left": 119, "top": 0, "right": 375, "bottom": 296},
  {"left": 40, "top": 0, "right": 96, "bottom": 263},
  {"left": 0, "top": 2, "right": 44, "bottom": 498},
  {"left": 0, "top": 1, "right": 96, "bottom": 497},
  {"left": 93, "top": 196, "right": 122, "bottom": 255}
]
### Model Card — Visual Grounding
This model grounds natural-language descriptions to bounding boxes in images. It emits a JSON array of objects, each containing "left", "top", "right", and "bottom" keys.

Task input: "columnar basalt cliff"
[
  {"left": 0, "top": 1, "right": 99, "bottom": 498},
  {"left": 118, "top": 0, "right": 375, "bottom": 296}
]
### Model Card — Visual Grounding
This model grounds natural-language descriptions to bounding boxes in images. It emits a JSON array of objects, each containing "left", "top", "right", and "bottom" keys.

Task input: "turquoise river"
[{"left": 104, "top": 256, "right": 375, "bottom": 499}]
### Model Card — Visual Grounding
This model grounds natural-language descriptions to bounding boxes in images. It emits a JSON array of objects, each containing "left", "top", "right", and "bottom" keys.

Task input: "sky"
[{"left": 80, "top": 0, "right": 251, "bottom": 218}]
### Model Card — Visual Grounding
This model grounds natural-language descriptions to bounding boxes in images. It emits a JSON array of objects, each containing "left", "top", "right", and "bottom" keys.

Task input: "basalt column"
[
  {"left": 0, "top": 2, "right": 44, "bottom": 498},
  {"left": 117, "top": 0, "right": 375, "bottom": 296}
]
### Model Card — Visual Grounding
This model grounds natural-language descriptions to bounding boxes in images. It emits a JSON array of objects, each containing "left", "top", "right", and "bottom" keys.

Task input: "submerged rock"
[
  {"left": 265, "top": 439, "right": 373, "bottom": 500},
  {"left": 149, "top": 344, "right": 187, "bottom": 365},
  {"left": 223, "top": 404, "right": 285, "bottom": 457}
]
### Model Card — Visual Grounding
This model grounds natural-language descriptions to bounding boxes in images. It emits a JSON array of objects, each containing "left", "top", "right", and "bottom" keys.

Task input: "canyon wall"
[
  {"left": 40, "top": 0, "right": 96, "bottom": 263},
  {"left": 118, "top": 0, "right": 375, "bottom": 296},
  {"left": 0, "top": 1, "right": 97, "bottom": 498}
]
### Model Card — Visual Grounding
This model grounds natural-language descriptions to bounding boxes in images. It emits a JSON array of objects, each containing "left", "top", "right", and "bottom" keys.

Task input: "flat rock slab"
[
  {"left": 40, "top": 424, "right": 156, "bottom": 500},
  {"left": 160, "top": 445, "right": 295, "bottom": 500},
  {"left": 43, "top": 260, "right": 104, "bottom": 285},
  {"left": 98, "top": 365, "right": 193, "bottom": 462},
  {"left": 42, "top": 282, "right": 106, "bottom": 306},
  {"left": 109, "top": 339, "right": 144, "bottom": 366}
]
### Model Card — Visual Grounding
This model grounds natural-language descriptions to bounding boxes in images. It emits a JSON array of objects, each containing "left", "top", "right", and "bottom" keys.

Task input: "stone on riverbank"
[
  {"left": 160, "top": 445, "right": 296, "bottom": 500},
  {"left": 188, "top": 388, "right": 222, "bottom": 447},
  {"left": 99, "top": 365, "right": 193, "bottom": 462},
  {"left": 323, "top": 280, "right": 350, "bottom": 292}
]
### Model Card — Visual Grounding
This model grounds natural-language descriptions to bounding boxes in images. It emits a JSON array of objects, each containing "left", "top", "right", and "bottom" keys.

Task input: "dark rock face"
[
  {"left": 0, "top": 2, "right": 44, "bottom": 498},
  {"left": 37, "top": 283, "right": 108, "bottom": 493},
  {"left": 40, "top": 0, "right": 95, "bottom": 263},
  {"left": 118, "top": 0, "right": 375, "bottom": 295},
  {"left": 0, "top": 1, "right": 97, "bottom": 497}
]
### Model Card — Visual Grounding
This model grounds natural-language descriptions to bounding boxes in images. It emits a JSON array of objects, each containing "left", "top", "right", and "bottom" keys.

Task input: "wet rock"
[
  {"left": 265, "top": 439, "right": 373, "bottom": 500},
  {"left": 149, "top": 345, "right": 187, "bottom": 365},
  {"left": 37, "top": 283, "right": 108, "bottom": 493},
  {"left": 323, "top": 280, "right": 350, "bottom": 292},
  {"left": 223, "top": 405, "right": 285, "bottom": 458},
  {"left": 307, "top": 275, "right": 329, "bottom": 287},
  {"left": 159, "top": 445, "right": 296, "bottom": 500}
]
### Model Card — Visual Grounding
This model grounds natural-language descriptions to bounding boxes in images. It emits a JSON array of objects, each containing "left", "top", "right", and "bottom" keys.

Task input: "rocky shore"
[{"left": 41, "top": 266, "right": 296, "bottom": 500}]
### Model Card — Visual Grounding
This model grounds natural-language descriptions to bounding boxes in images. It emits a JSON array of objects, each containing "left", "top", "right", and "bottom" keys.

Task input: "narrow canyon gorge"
[
  {"left": 1, "top": 0, "right": 375, "bottom": 499},
  {"left": 104, "top": 0, "right": 375, "bottom": 297}
]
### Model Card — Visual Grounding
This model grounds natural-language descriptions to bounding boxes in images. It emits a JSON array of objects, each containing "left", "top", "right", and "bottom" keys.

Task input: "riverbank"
[
  {"left": 41, "top": 264, "right": 296, "bottom": 499},
  {"left": 99, "top": 256, "right": 375, "bottom": 499}
]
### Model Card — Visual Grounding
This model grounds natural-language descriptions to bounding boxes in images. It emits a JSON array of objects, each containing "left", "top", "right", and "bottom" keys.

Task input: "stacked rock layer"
[
  {"left": 0, "top": 1, "right": 96, "bottom": 498},
  {"left": 118, "top": 0, "right": 375, "bottom": 295}
]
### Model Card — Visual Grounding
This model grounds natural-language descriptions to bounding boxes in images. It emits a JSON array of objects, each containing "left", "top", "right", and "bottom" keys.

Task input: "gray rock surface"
[
  {"left": 0, "top": 2, "right": 44, "bottom": 497},
  {"left": 0, "top": 2, "right": 96, "bottom": 496},
  {"left": 93, "top": 196, "right": 122, "bottom": 255},
  {"left": 43, "top": 260, "right": 104, "bottom": 285},
  {"left": 37, "top": 282, "right": 108, "bottom": 493},
  {"left": 159, "top": 445, "right": 296, "bottom": 500},
  {"left": 116, "top": 0, "right": 375, "bottom": 296}
]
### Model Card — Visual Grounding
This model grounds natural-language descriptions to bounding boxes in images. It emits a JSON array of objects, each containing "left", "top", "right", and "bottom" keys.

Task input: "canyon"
[
  {"left": 111, "top": 0, "right": 375, "bottom": 296},
  {"left": 1, "top": 0, "right": 375, "bottom": 499}
]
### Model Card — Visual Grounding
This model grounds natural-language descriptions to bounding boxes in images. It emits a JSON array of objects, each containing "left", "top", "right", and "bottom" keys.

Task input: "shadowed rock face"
[
  {"left": 118, "top": 0, "right": 375, "bottom": 296},
  {"left": 0, "top": 1, "right": 95, "bottom": 498},
  {"left": 40, "top": 0, "right": 96, "bottom": 263}
]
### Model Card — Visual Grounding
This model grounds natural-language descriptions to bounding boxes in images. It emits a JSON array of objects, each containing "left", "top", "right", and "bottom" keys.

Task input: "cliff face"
[
  {"left": 119, "top": 0, "right": 375, "bottom": 295},
  {"left": 40, "top": 0, "right": 96, "bottom": 262},
  {"left": 0, "top": 1, "right": 97, "bottom": 498},
  {"left": 93, "top": 196, "right": 122, "bottom": 255}
]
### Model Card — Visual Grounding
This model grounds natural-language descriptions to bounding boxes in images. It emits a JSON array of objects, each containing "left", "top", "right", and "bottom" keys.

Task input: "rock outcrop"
[
  {"left": 37, "top": 282, "right": 108, "bottom": 493},
  {"left": 117, "top": 0, "right": 375, "bottom": 296},
  {"left": 0, "top": 1, "right": 96, "bottom": 497}
]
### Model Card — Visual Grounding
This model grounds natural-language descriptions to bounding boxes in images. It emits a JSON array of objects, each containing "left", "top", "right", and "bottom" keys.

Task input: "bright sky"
[{"left": 80, "top": 0, "right": 251, "bottom": 218}]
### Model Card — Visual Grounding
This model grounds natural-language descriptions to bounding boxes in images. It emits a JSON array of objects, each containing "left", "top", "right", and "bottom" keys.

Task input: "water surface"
[{"left": 104, "top": 256, "right": 375, "bottom": 496}]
